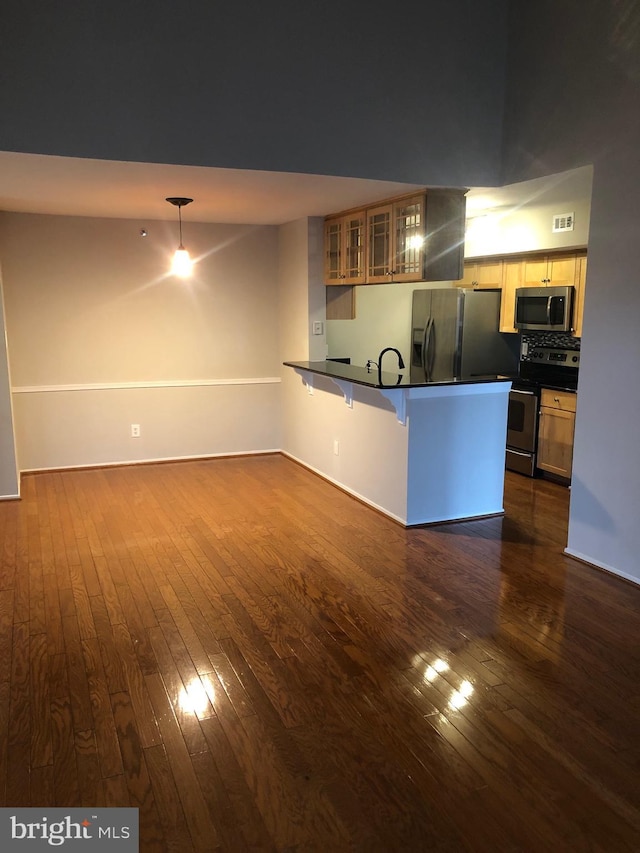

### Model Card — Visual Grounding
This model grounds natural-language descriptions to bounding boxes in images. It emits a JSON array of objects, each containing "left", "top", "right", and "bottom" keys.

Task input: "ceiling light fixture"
[{"left": 166, "top": 196, "right": 194, "bottom": 277}]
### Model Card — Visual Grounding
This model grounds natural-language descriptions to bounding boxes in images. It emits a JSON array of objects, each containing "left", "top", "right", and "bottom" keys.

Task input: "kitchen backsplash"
[{"left": 521, "top": 331, "right": 581, "bottom": 351}]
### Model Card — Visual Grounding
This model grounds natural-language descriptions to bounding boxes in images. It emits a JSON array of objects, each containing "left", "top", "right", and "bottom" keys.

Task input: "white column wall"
[
  {"left": 0, "top": 267, "right": 19, "bottom": 497},
  {"left": 282, "top": 372, "right": 409, "bottom": 523}
]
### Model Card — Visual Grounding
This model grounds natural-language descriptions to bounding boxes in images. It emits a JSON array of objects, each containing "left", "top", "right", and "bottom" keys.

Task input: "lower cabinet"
[{"left": 537, "top": 389, "right": 577, "bottom": 480}]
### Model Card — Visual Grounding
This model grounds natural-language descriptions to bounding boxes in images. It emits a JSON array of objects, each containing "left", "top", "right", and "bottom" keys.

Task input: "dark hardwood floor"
[{"left": 0, "top": 455, "right": 639, "bottom": 851}]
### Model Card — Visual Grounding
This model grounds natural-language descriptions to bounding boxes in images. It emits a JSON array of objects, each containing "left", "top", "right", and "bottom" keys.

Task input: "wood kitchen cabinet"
[
  {"left": 324, "top": 211, "right": 366, "bottom": 285},
  {"left": 366, "top": 194, "right": 427, "bottom": 283},
  {"left": 324, "top": 188, "right": 466, "bottom": 288},
  {"left": 519, "top": 251, "right": 585, "bottom": 335},
  {"left": 459, "top": 258, "right": 503, "bottom": 290},
  {"left": 499, "top": 258, "right": 523, "bottom": 333},
  {"left": 522, "top": 252, "right": 578, "bottom": 287},
  {"left": 366, "top": 190, "right": 467, "bottom": 284},
  {"left": 470, "top": 250, "right": 587, "bottom": 337},
  {"left": 537, "top": 388, "right": 577, "bottom": 480},
  {"left": 573, "top": 252, "right": 587, "bottom": 337}
]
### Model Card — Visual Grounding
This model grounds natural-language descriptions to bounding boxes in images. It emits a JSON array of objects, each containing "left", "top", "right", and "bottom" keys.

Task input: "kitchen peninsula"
[{"left": 283, "top": 360, "right": 512, "bottom": 526}]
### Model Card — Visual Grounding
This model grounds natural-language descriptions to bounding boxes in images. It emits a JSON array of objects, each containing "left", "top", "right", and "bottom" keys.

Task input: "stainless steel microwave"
[{"left": 514, "top": 285, "right": 574, "bottom": 332}]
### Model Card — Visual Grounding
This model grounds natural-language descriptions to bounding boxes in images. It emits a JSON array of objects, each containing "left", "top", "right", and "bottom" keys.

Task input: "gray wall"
[
  {"left": 503, "top": 1, "right": 640, "bottom": 581},
  {"left": 0, "top": 1, "right": 508, "bottom": 187}
]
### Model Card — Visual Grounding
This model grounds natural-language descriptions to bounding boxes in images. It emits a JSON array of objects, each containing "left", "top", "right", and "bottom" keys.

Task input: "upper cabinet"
[
  {"left": 522, "top": 252, "right": 578, "bottom": 287},
  {"left": 324, "top": 212, "right": 366, "bottom": 285},
  {"left": 366, "top": 195, "right": 424, "bottom": 283},
  {"left": 461, "top": 250, "right": 587, "bottom": 335},
  {"left": 514, "top": 250, "right": 586, "bottom": 335},
  {"left": 325, "top": 189, "right": 466, "bottom": 286},
  {"left": 458, "top": 258, "right": 503, "bottom": 290}
]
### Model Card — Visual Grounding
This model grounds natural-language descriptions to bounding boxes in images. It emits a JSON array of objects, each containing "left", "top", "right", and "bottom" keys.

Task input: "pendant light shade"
[{"left": 166, "top": 197, "right": 194, "bottom": 277}]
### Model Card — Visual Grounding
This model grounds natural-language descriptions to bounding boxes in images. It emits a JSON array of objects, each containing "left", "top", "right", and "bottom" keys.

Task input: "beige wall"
[
  {"left": 0, "top": 211, "right": 282, "bottom": 475},
  {"left": 277, "top": 217, "right": 326, "bottom": 364}
]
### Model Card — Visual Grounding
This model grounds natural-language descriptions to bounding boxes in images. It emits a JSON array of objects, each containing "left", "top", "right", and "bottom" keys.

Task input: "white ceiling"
[
  {"left": 0, "top": 151, "right": 592, "bottom": 227},
  {"left": 0, "top": 150, "right": 427, "bottom": 226}
]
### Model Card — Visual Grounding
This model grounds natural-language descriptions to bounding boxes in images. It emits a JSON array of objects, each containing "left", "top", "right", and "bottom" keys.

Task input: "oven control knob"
[{"left": 572, "top": 355, "right": 579, "bottom": 363}]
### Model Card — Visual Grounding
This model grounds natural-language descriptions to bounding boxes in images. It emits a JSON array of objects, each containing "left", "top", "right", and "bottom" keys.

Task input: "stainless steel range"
[
  {"left": 506, "top": 334, "right": 579, "bottom": 476},
  {"left": 519, "top": 339, "right": 580, "bottom": 387}
]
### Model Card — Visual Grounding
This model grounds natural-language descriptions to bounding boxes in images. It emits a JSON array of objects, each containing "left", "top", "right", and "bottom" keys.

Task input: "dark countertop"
[
  {"left": 284, "top": 360, "right": 514, "bottom": 390},
  {"left": 507, "top": 375, "right": 578, "bottom": 393}
]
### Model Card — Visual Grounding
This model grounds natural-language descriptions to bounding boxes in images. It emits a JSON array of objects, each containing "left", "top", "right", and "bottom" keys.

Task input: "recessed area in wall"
[{"left": 464, "top": 165, "right": 593, "bottom": 257}]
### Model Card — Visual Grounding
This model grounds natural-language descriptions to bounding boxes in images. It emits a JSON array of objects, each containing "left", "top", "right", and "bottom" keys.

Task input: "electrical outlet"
[
  {"left": 131, "top": 424, "right": 141, "bottom": 438},
  {"left": 333, "top": 439, "right": 339, "bottom": 456}
]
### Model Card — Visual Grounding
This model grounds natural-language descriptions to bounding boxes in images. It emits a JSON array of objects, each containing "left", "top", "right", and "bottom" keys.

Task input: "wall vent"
[{"left": 552, "top": 212, "right": 574, "bottom": 232}]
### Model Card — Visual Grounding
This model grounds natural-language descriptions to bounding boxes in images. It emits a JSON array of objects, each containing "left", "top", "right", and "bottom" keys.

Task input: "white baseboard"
[
  {"left": 564, "top": 547, "right": 639, "bottom": 587},
  {"left": 19, "top": 448, "right": 282, "bottom": 475}
]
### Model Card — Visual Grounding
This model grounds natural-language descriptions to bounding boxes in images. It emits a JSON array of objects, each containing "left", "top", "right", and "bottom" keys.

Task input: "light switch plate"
[{"left": 312, "top": 320, "right": 324, "bottom": 335}]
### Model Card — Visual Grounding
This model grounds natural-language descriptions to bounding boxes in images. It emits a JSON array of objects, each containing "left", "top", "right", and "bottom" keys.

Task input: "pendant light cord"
[{"left": 165, "top": 197, "right": 193, "bottom": 252}]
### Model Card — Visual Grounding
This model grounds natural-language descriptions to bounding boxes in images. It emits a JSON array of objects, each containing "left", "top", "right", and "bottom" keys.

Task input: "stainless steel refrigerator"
[{"left": 411, "top": 288, "right": 518, "bottom": 382}]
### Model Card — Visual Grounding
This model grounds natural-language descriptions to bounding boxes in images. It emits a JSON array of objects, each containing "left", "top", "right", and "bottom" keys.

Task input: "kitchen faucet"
[{"left": 375, "top": 347, "right": 405, "bottom": 386}]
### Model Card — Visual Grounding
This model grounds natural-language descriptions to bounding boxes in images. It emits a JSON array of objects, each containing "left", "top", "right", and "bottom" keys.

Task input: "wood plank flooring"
[{"left": 0, "top": 454, "right": 639, "bottom": 851}]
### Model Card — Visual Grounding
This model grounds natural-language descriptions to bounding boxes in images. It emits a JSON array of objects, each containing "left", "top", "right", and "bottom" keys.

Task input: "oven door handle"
[{"left": 511, "top": 389, "right": 536, "bottom": 396}]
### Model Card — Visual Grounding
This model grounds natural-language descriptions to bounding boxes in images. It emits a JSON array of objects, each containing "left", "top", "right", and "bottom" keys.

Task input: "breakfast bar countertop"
[{"left": 283, "top": 360, "right": 514, "bottom": 390}]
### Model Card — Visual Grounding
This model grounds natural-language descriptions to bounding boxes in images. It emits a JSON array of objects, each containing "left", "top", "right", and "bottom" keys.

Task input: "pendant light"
[{"left": 166, "top": 196, "right": 194, "bottom": 277}]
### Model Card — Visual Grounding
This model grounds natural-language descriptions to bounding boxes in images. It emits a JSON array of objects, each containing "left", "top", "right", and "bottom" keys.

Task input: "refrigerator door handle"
[
  {"left": 427, "top": 319, "right": 436, "bottom": 379},
  {"left": 421, "top": 318, "right": 431, "bottom": 371}
]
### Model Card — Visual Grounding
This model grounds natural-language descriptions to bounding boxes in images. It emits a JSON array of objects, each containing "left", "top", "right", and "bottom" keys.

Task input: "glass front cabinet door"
[
  {"left": 324, "top": 212, "right": 366, "bottom": 284},
  {"left": 366, "top": 195, "right": 425, "bottom": 283}
]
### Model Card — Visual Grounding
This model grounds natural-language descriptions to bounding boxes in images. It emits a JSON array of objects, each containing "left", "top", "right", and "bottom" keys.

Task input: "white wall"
[
  {"left": 565, "top": 158, "right": 640, "bottom": 582},
  {"left": 464, "top": 166, "right": 593, "bottom": 258},
  {"left": 282, "top": 372, "right": 410, "bottom": 523},
  {"left": 0, "top": 267, "right": 19, "bottom": 497},
  {"left": 0, "top": 212, "right": 282, "bottom": 476},
  {"left": 278, "top": 218, "right": 327, "bottom": 364}
]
